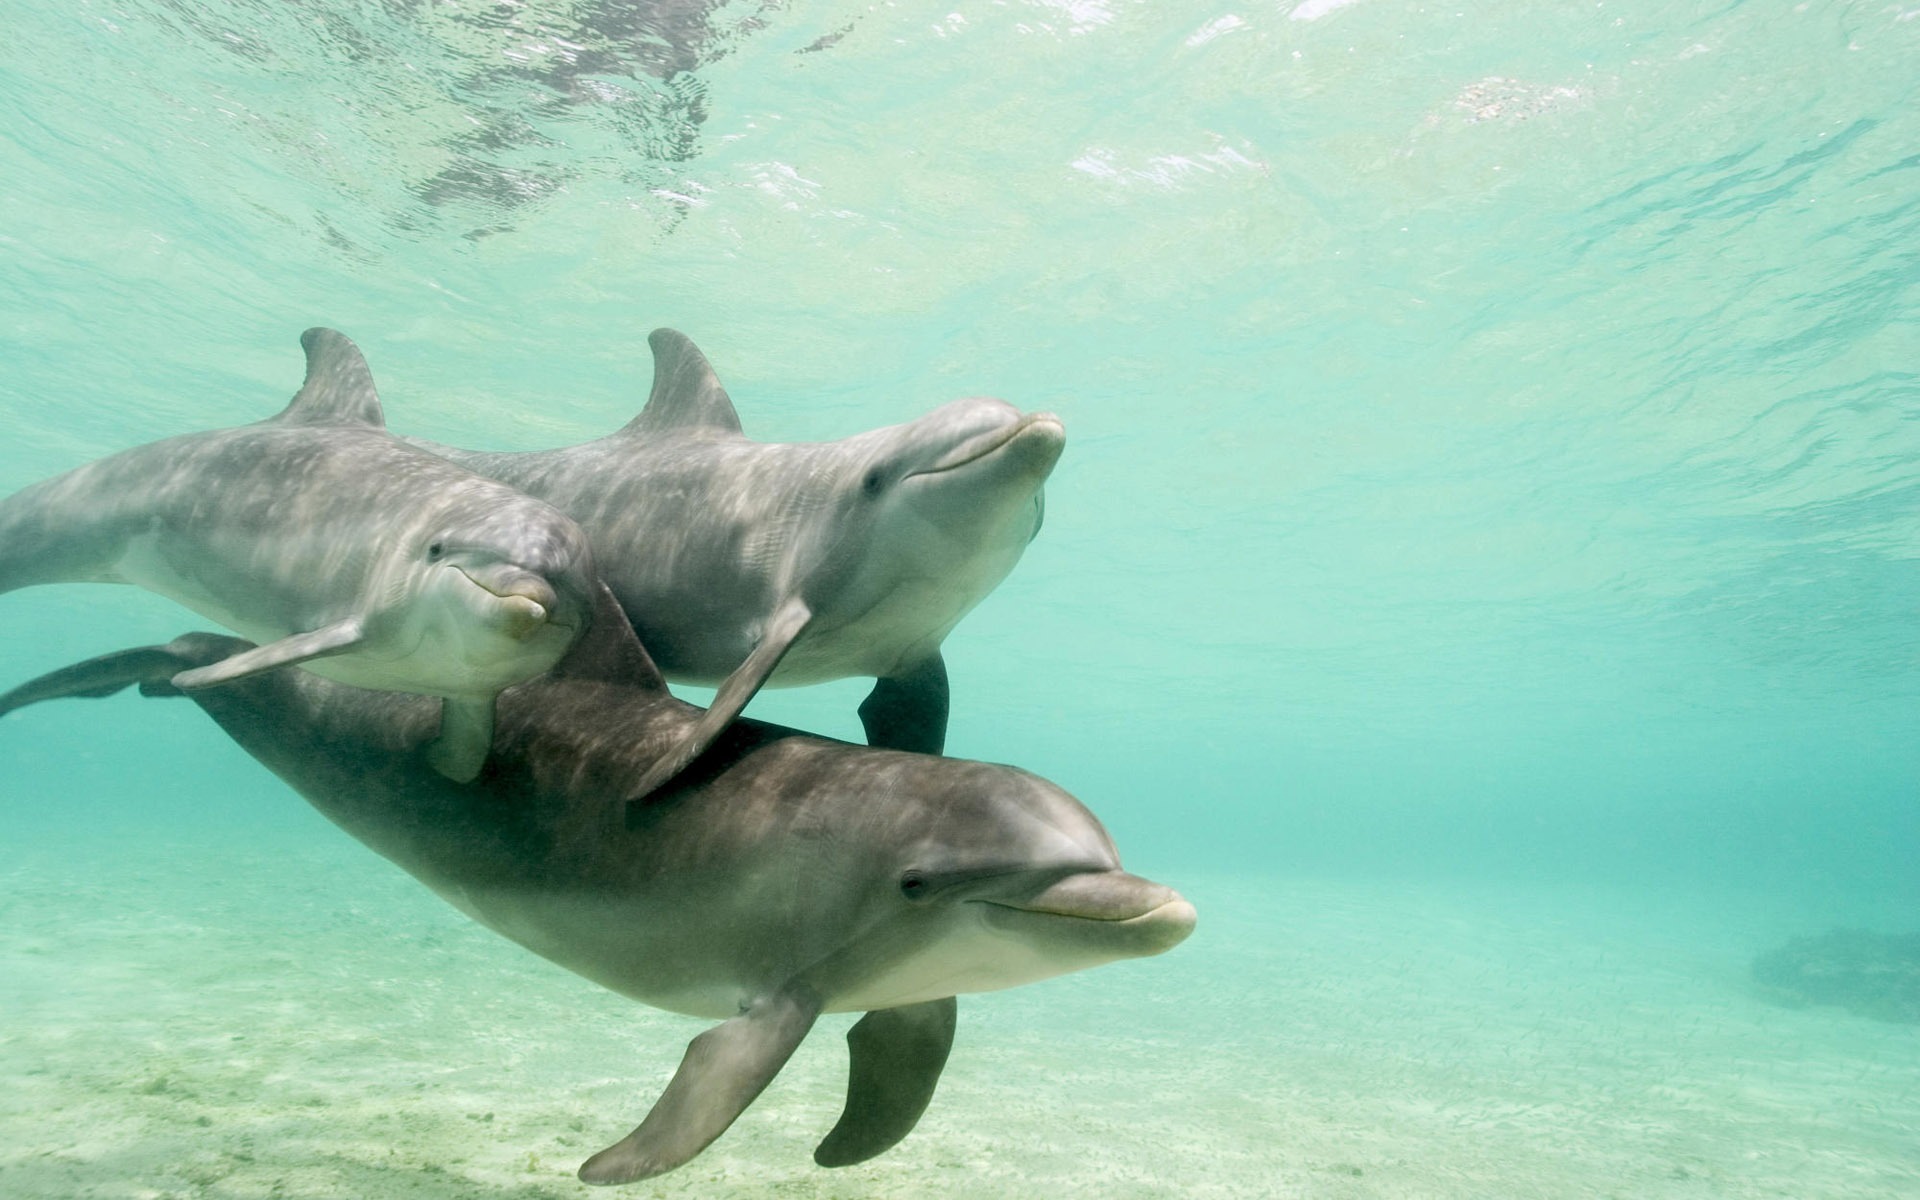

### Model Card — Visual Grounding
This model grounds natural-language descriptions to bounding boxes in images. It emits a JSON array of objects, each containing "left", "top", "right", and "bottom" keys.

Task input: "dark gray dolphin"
[
  {"left": 0, "top": 588, "right": 1193, "bottom": 1185},
  {"left": 409, "top": 329, "right": 1064, "bottom": 795},
  {"left": 0, "top": 329, "right": 597, "bottom": 780}
]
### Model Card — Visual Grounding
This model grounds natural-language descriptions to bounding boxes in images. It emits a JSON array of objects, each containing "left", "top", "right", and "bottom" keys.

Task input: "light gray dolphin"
[
  {"left": 0, "top": 328, "right": 597, "bottom": 781},
  {"left": 0, "top": 587, "right": 1193, "bottom": 1185},
  {"left": 409, "top": 329, "right": 1064, "bottom": 795}
]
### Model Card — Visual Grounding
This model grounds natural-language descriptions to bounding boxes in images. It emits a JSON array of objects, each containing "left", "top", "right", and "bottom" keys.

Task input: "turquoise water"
[{"left": 3, "top": 1, "right": 1917, "bottom": 1196}]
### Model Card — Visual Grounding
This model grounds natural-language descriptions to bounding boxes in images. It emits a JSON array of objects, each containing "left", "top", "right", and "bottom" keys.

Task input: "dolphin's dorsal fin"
[
  {"left": 272, "top": 328, "right": 386, "bottom": 427},
  {"left": 551, "top": 584, "right": 669, "bottom": 692},
  {"left": 618, "top": 329, "right": 742, "bottom": 437}
]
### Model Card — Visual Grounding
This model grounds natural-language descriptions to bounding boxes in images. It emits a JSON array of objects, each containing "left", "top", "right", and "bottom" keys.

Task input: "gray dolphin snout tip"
[
  {"left": 1025, "top": 410, "right": 1065, "bottom": 437},
  {"left": 1144, "top": 892, "right": 1198, "bottom": 953},
  {"left": 498, "top": 594, "right": 551, "bottom": 640},
  {"left": 998, "top": 410, "right": 1065, "bottom": 477},
  {"left": 917, "top": 408, "right": 1067, "bottom": 478},
  {"left": 1021, "top": 410, "right": 1066, "bottom": 462},
  {"left": 489, "top": 571, "right": 558, "bottom": 611},
  {"left": 459, "top": 567, "right": 562, "bottom": 637},
  {"left": 1016, "top": 869, "right": 1176, "bottom": 919},
  {"left": 1005, "top": 870, "right": 1196, "bottom": 948}
]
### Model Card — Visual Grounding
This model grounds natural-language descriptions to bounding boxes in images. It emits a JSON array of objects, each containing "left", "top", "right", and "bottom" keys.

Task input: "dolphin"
[
  {"left": 0, "top": 328, "right": 597, "bottom": 781},
  {"left": 0, "top": 588, "right": 1194, "bottom": 1185},
  {"left": 408, "top": 329, "right": 1064, "bottom": 795}
]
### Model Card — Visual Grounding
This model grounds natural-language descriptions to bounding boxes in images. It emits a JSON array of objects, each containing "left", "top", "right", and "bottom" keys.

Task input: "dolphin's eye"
[
  {"left": 900, "top": 871, "right": 929, "bottom": 900},
  {"left": 426, "top": 541, "right": 446, "bottom": 561},
  {"left": 863, "top": 469, "right": 885, "bottom": 496}
]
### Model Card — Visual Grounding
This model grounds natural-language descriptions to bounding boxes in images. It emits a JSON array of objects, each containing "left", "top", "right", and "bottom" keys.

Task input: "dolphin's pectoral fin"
[
  {"left": 425, "top": 695, "right": 495, "bottom": 783},
  {"left": 624, "top": 597, "right": 812, "bottom": 801},
  {"left": 169, "top": 619, "right": 366, "bottom": 691},
  {"left": 814, "top": 996, "right": 958, "bottom": 1168},
  {"left": 577, "top": 987, "right": 821, "bottom": 1186},
  {"left": 857, "top": 653, "right": 950, "bottom": 755}
]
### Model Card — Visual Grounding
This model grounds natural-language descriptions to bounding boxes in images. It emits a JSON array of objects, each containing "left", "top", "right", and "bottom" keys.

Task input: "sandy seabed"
[{"left": 2, "top": 833, "right": 1916, "bottom": 1200}]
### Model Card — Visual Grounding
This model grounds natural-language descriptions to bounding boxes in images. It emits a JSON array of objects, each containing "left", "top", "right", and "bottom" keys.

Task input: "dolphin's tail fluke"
[{"left": 0, "top": 635, "right": 242, "bottom": 719}]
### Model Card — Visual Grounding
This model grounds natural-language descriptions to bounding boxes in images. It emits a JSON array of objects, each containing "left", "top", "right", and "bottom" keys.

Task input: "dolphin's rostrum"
[
  {"left": 0, "top": 329, "right": 597, "bottom": 780},
  {"left": 409, "top": 328, "right": 1065, "bottom": 794},
  {"left": 0, "top": 588, "right": 1194, "bottom": 1184}
]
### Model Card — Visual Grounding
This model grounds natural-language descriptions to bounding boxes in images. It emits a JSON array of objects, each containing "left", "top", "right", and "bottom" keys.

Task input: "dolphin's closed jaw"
[
  {"left": 1000, "top": 870, "right": 1176, "bottom": 921},
  {"left": 981, "top": 869, "right": 1197, "bottom": 957},
  {"left": 458, "top": 566, "right": 562, "bottom": 636},
  {"left": 497, "top": 595, "right": 550, "bottom": 640},
  {"left": 1131, "top": 895, "right": 1198, "bottom": 954},
  {"left": 915, "top": 411, "right": 1065, "bottom": 478}
]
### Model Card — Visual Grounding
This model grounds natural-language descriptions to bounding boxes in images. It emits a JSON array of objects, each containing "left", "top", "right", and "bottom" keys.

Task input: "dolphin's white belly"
[
  {"left": 826, "top": 919, "right": 1071, "bottom": 1013},
  {"left": 770, "top": 577, "right": 974, "bottom": 685},
  {"left": 772, "top": 521, "right": 1034, "bottom": 685},
  {"left": 801, "top": 483, "right": 1042, "bottom": 684}
]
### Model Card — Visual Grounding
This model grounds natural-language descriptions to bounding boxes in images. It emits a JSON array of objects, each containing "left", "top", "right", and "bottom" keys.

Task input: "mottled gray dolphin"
[
  {"left": 0, "top": 328, "right": 597, "bottom": 780},
  {"left": 0, "top": 588, "right": 1193, "bottom": 1184},
  {"left": 409, "top": 329, "right": 1064, "bottom": 795}
]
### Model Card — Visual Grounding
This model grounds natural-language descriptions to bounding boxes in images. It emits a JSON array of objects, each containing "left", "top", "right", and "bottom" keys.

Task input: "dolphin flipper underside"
[
  {"left": 168, "top": 618, "right": 366, "bottom": 691},
  {"left": 577, "top": 986, "right": 822, "bottom": 1185},
  {"left": 427, "top": 695, "right": 497, "bottom": 784},
  {"left": 624, "top": 596, "right": 812, "bottom": 802},
  {"left": 857, "top": 654, "right": 950, "bottom": 755},
  {"left": 814, "top": 996, "right": 957, "bottom": 1168}
]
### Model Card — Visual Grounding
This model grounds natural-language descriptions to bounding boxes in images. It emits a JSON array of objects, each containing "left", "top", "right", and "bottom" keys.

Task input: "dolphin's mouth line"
[
  {"left": 978, "top": 895, "right": 1183, "bottom": 925},
  {"left": 452, "top": 567, "right": 581, "bottom": 641},
  {"left": 454, "top": 566, "right": 554, "bottom": 606},
  {"left": 909, "top": 412, "right": 1064, "bottom": 479}
]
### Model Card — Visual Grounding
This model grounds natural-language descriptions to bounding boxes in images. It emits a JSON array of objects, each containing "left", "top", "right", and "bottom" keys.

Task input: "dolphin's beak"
[
  {"left": 1003, "top": 869, "right": 1179, "bottom": 921},
  {"left": 496, "top": 594, "right": 550, "bottom": 640},
  {"left": 984, "top": 869, "right": 1197, "bottom": 955},
  {"left": 914, "top": 411, "right": 1066, "bottom": 478},
  {"left": 458, "top": 567, "right": 561, "bottom": 640}
]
